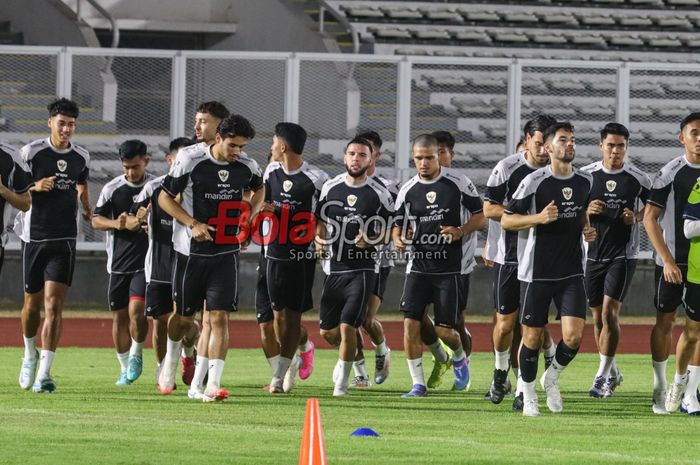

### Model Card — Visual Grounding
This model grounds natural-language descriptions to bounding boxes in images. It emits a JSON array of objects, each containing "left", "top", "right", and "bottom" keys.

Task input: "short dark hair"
[
  {"left": 196, "top": 101, "right": 230, "bottom": 121},
  {"left": 524, "top": 114, "right": 557, "bottom": 137},
  {"left": 168, "top": 137, "right": 195, "bottom": 154},
  {"left": 544, "top": 122, "right": 575, "bottom": 143},
  {"left": 275, "top": 122, "right": 307, "bottom": 155},
  {"left": 432, "top": 130, "right": 455, "bottom": 150},
  {"left": 345, "top": 136, "right": 373, "bottom": 154},
  {"left": 412, "top": 133, "right": 438, "bottom": 150},
  {"left": 119, "top": 140, "right": 148, "bottom": 160},
  {"left": 48, "top": 98, "right": 79, "bottom": 118},
  {"left": 356, "top": 130, "right": 383, "bottom": 150},
  {"left": 600, "top": 123, "right": 630, "bottom": 142},
  {"left": 216, "top": 114, "right": 256, "bottom": 140},
  {"left": 680, "top": 112, "right": 700, "bottom": 132}
]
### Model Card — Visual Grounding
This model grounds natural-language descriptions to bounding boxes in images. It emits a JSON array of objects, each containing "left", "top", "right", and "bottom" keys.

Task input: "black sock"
[
  {"left": 519, "top": 345, "right": 540, "bottom": 383},
  {"left": 554, "top": 340, "right": 579, "bottom": 368}
]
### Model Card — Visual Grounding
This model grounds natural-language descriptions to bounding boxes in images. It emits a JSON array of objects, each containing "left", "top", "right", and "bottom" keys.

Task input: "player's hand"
[
  {"left": 663, "top": 260, "right": 683, "bottom": 285},
  {"left": 482, "top": 257, "right": 494, "bottom": 267},
  {"left": 32, "top": 176, "right": 56, "bottom": 192},
  {"left": 191, "top": 221, "right": 215, "bottom": 242},
  {"left": 582, "top": 225, "right": 597, "bottom": 242},
  {"left": 315, "top": 237, "right": 329, "bottom": 259},
  {"left": 622, "top": 208, "right": 635, "bottom": 225},
  {"left": 439, "top": 225, "right": 463, "bottom": 244},
  {"left": 587, "top": 199, "right": 605, "bottom": 216},
  {"left": 355, "top": 232, "right": 372, "bottom": 249},
  {"left": 115, "top": 212, "right": 128, "bottom": 230},
  {"left": 81, "top": 205, "right": 93, "bottom": 221},
  {"left": 135, "top": 205, "right": 149, "bottom": 223},
  {"left": 539, "top": 200, "right": 558, "bottom": 224},
  {"left": 260, "top": 202, "right": 276, "bottom": 213},
  {"left": 393, "top": 234, "right": 407, "bottom": 252}
]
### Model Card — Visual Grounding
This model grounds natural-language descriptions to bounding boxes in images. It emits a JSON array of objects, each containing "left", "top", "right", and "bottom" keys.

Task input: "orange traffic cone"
[{"left": 298, "top": 398, "right": 327, "bottom": 465}]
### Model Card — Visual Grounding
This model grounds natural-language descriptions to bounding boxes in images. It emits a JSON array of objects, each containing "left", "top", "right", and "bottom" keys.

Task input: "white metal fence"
[{"left": 2, "top": 45, "right": 696, "bottom": 256}]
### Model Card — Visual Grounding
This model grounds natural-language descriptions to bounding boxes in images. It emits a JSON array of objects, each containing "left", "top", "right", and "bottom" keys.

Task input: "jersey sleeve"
[
  {"left": 484, "top": 162, "right": 508, "bottom": 205},
  {"left": 504, "top": 175, "right": 537, "bottom": 216},
  {"left": 244, "top": 158, "right": 263, "bottom": 192},
  {"left": 161, "top": 151, "right": 193, "bottom": 198},
  {"left": 93, "top": 184, "right": 114, "bottom": 218},
  {"left": 647, "top": 166, "right": 674, "bottom": 209},
  {"left": 129, "top": 182, "right": 154, "bottom": 215},
  {"left": 4, "top": 145, "right": 34, "bottom": 193},
  {"left": 315, "top": 180, "right": 331, "bottom": 220},
  {"left": 461, "top": 176, "right": 484, "bottom": 214},
  {"left": 392, "top": 182, "right": 410, "bottom": 229}
]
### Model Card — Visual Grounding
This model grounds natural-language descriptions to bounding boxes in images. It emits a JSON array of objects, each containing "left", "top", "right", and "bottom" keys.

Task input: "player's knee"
[
  {"left": 683, "top": 322, "right": 700, "bottom": 342},
  {"left": 563, "top": 333, "right": 582, "bottom": 349}
]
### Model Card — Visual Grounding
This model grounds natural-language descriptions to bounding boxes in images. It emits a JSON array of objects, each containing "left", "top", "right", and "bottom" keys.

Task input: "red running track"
[{"left": 0, "top": 318, "right": 680, "bottom": 353}]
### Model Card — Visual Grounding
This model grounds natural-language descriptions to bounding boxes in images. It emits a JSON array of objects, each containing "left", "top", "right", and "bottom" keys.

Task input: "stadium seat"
[
  {"left": 491, "top": 31, "right": 529, "bottom": 43},
  {"left": 618, "top": 15, "right": 654, "bottom": 27},
  {"left": 420, "top": 8, "right": 463, "bottom": 22},
  {"left": 340, "top": 5, "right": 384, "bottom": 19},
  {"left": 645, "top": 37, "right": 683, "bottom": 47},
  {"left": 453, "top": 29, "right": 491, "bottom": 43},
  {"left": 459, "top": 10, "right": 500, "bottom": 22},
  {"left": 666, "top": 0, "right": 700, "bottom": 5},
  {"left": 545, "top": 78, "right": 587, "bottom": 92},
  {"left": 414, "top": 29, "right": 452, "bottom": 40},
  {"left": 653, "top": 15, "right": 693, "bottom": 28},
  {"left": 368, "top": 26, "right": 412, "bottom": 39},
  {"left": 607, "top": 34, "right": 645, "bottom": 46},
  {"left": 567, "top": 34, "right": 608, "bottom": 47},
  {"left": 381, "top": 7, "right": 424, "bottom": 20},
  {"left": 538, "top": 12, "right": 578, "bottom": 25},
  {"left": 530, "top": 33, "right": 568, "bottom": 45},
  {"left": 502, "top": 12, "right": 539, "bottom": 24},
  {"left": 578, "top": 14, "right": 617, "bottom": 26}
]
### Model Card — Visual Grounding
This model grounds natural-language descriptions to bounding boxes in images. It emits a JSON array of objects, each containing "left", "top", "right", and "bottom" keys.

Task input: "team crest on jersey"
[
  {"left": 283, "top": 180, "right": 293, "bottom": 192},
  {"left": 562, "top": 187, "right": 573, "bottom": 200},
  {"left": 347, "top": 195, "right": 357, "bottom": 207},
  {"left": 57, "top": 159, "right": 67, "bottom": 172},
  {"left": 606, "top": 180, "right": 617, "bottom": 192},
  {"left": 426, "top": 191, "right": 437, "bottom": 203},
  {"left": 218, "top": 170, "right": 229, "bottom": 182}
]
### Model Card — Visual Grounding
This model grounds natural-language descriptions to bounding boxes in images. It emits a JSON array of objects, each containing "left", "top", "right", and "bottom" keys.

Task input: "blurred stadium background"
[{"left": 1, "top": 0, "right": 698, "bottom": 311}]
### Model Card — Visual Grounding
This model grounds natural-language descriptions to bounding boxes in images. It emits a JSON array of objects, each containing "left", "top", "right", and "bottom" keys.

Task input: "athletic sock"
[
  {"left": 206, "top": 359, "right": 225, "bottom": 390},
  {"left": 595, "top": 353, "right": 614, "bottom": 378},
  {"left": 495, "top": 349, "right": 510, "bottom": 371},
  {"left": 191, "top": 355, "right": 209, "bottom": 389},
  {"left": 519, "top": 345, "right": 539, "bottom": 383},
  {"left": 274, "top": 356, "right": 292, "bottom": 379},
  {"left": 674, "top": 371, "right": 689, "bottom": 385},
  {"left": 117, "top": 351, "right": 129, "bottom": 372},
  {"left": 299, "top": 340, "right": 313, "bottom": 353},
  {"left": 374, "top": 341, "right": 389, "bottom": 356},
  {"left": 23, "top": 336, "right": 37, "bottom": 359},
  {"left": 684, "top": 365, "right": 700, "bottom": 398},
  {"left": 543, "top": 342, "right": 556, "bottom": 359},
  {"left": 610, "top": 357, "right": 619, "bottom": 376},
  {"left": 182, "top": 344, "right": 195, "bottom": 358},
  {"left": 522, "top": 380, "right": 537, "bottom": 402},
  {"left": 266, "top": 355, "right": 280, "bottom": 376},
  {"left": 129, "top": 338, "right": 144, "bottom": 357},
  {"left": 37, "top": 350, "right": 55, "bottom": 379},
  {"left": 353, "top": 359, "right": 369, "bottom": 378},
  {"left": 428, "top": 341, "right": 449, "bottom": 363},
  {"left": 652, "top": 359, "right": 668, "bottom": 391},
  {"left": 452, "top": 346, "right": 466, "bottom": 363},
  {"left": 548, "top": 341, "right": 579, "bottom": 381},
  {"left": 407, "top": 358, "right": 425, "bottom": 386},
  {"left": 336, "top": 360, "right": 352, "bottom": 388}
]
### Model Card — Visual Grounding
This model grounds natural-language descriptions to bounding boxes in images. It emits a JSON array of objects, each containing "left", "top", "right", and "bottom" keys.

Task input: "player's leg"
[
  {"left": 668, "top": 282, "right": 700, "bottom": 412},
  {"left": 490, "top": 263, "right": 519, "bottom": 403},
  {"left": 433, "top": 275, "right": 469, "bottom": 391},
  {"left": 351, "top": 329, "right": 371, "bottom": 388},
  {"left": 585, "top": 260, "right": 607, "bottom": 397},
  {"left": 681, "top": 339, "right": 700, "bottom": 415},
  {"left": 319, "top": 275, "right": 344, "bottom": 394},
  {"left": 400, "top": 274, "right": 431, "bottom": 397},
  {"left": 19, "top": 241, "right": 45, "bottom": 389},
  {"left": 110, "top": 273, "right": 132, "bottom": 386},
  {"left": 297, "top": 258, "right": 317, "bottom": 381},
  {"left": 362, "top": 266, "right": 391, "bottom": 384},
  {"left": 33, "top": 281, "right": 68, "bottom": 393},
  {"left": 126, "top": 272, "right": 147, "bottom": 383}
]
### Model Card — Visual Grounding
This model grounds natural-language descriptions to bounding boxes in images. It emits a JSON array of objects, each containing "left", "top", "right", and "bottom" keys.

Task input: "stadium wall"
[
  {"left": 0, "top": 251, "right": 659, "bottom": 316},
  {"left": 2, "top": 0, "right": 87, "bottom": 47}
]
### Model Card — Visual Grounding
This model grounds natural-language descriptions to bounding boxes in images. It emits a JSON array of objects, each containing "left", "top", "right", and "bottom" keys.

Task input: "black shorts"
[
  {"left": 255, "top": 254, "right": 273, "bottom": 324},
  {"left": 145, "top": 281, "right": 173, "bottom": 318},
  {"left": 655, "top": 264, "right": 688, "bottom": 313},
  {"left": 320, "top": 270, "right": 376, "bottom": 330},
  {"left": 173, "top": 252, "right": 239, "bottom": 317},
  {"left": 400, "top": 273, "right": 464, "bottom": 328},
  {"left": 585, "top": 259, "right": 636, "bottom": 307},
  {"left": 108, "top": 271, "right": 146, "bottom": 311},
  {"left": 520, "top": 277, "right": 587, "bottom": 328},
  {"left": 266, "top": 258, "right": 315, "bottom": 313},
  {"left": 372, "top": 266, "right": 391, "bottom": 300},
  {"left": 22, "top": 239, "right": 76, "bottom": 293},
  {"left": 683, "top": 282, "right": 700, "bottom": 322},
  {"left": 459, "top": 273, "right": 470, "bottom": 311},
  {"left": 493, "top": 263, "right": 520, "bottom": 315}
]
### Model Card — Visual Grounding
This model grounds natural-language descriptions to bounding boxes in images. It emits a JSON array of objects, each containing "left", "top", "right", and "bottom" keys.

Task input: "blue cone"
[{"left": 351, "top": 427, "right": 380, "bottom": 437}]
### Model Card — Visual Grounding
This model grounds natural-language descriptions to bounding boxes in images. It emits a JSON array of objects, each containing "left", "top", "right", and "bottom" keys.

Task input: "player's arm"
[
  {"left": 483, "top": 201, "right": 505, "bottom": 220},
  {"left": 92, "top": 212, "right": 128, "bottom": 231},
  {"left": 77, "top": 182, "right": 92, "bottom": 220},
  {"left": 0, "top": 181, "right": 30, "bottom": 211},
  {"left": 644, "top": 204, "right": 682, "bottom": 284},
  {"left": 158, "top": 190, "right": 213, "bottom": 242},
  {"left": 684, "top": 219, "right": 700, "bottom": 240},
  {"left": 501, "top": 201, "right": 558, "bottom": 231}
]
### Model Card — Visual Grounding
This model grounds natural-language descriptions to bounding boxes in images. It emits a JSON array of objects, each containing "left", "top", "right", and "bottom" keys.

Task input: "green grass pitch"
[{"left": 0, "top": 348, "right": 697, "bottom": 465}]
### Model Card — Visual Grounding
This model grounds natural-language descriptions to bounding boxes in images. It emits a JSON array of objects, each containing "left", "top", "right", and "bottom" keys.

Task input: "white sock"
[
  {"left": 547, "top": 358, "right": 566, "bottom": 382},
  {"left": 522, "top": 380, "right": 537, "bottom": 402},
  {"left": 515, "top": 370, "right": 522, "bottom": 396},
  {"left": 23, "top": 336, "right": 37, "bottom": 359},
  {"left": 428, "top": 341, "right": 448, "bottom": 363},
  {"left": 207, "top": 359, "right": 225, "bottom": 390},
  {"left": 407, "top": 358, "right": 425, "bottom": 386},
  {"left": 129, "top": 338, "right": 144, "bottom": 357},
  {"left": 596, "top": 353, "right": 614, "bottom": 378},
  {"left": 652, "top": 359, "right": 668, "bottom": 390},
  {"left": 452, "top": 346, "right": 466, "bottom": 362},
  {"left": 543, "top": 343, "right": 556, "bottom": 359},
  {"left": 267, "top": 355, "right": 280, "bottom": 375},
  {"left": 182, "top": 344, "right": 195, "bottom": 358},
  {"left": 117, "top": 351, "right": 129, "bottom": 372},
  {"left": 300, "top": 340, "right": 313, "bottom": 353},
  {"left": 374, "top": 341, "right": 389, "bottom": 356},
  {"left": 674, "top": 371, "right": 689, "bottom": 385},
  {"left": 495, "top": 349, "right": 510, "bottom": 371},
  {"left": 37, "top": 350, "right": 55, "bottom": 379},
  {"left": 353, "top": 359, "right": 369, "bottom": 378},
  {"left": 684, "top": 365, "right": 700, "bottom": 398},
  {"left": 610, "top": 357, "right": 618, "bottom": 376},
  {"left": 336, "top": 360, "right": 352, "bottom": 388},
  {"left": 191, "top": 355, "right": 209, "bottom": 389},
  {"left": 166, "top": 337, "right": 181, "bottom": 362},
  {"left": 274, "top": 356, "right": 292, "bottom": 379}
]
